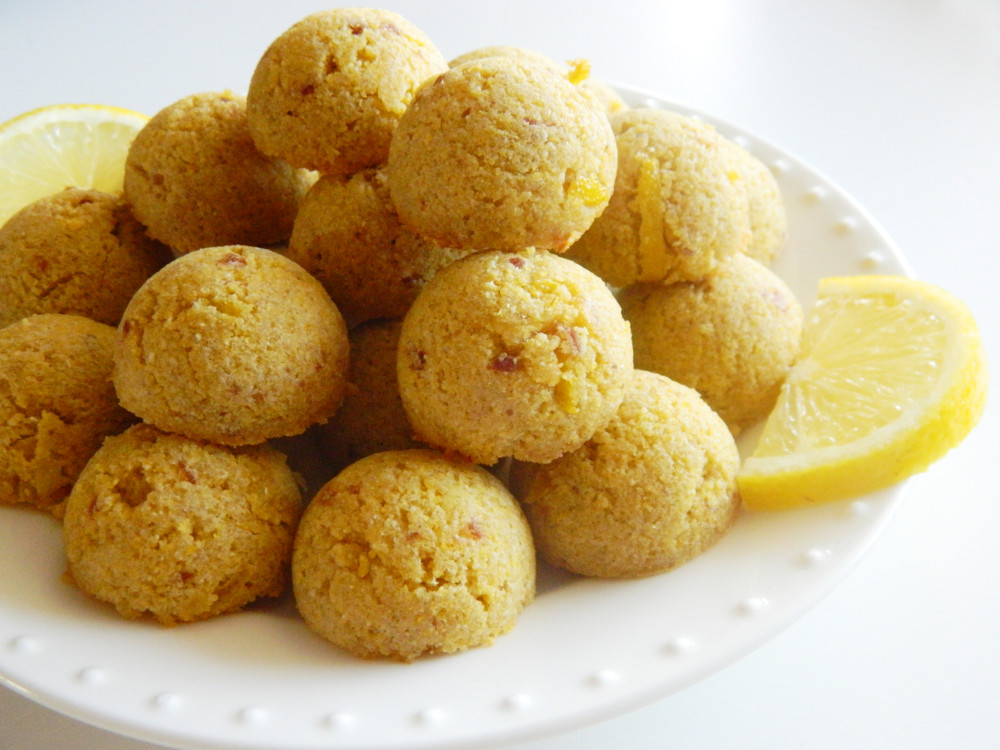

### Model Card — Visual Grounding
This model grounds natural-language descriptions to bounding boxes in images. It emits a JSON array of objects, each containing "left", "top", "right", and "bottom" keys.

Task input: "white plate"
[{"left": 0, "top": 84, "right": 911, "bottom": 750}]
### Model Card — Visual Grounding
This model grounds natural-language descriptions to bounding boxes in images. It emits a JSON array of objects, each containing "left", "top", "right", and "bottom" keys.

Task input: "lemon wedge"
[
  {"left": 739, "top": 275, "right": 988, "bottom": 510},
  {"left": 0, "top": 103, "right": 148, "bottom": 226}
]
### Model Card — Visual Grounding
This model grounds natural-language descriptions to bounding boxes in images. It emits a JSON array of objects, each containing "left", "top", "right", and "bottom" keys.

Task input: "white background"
[{"left": 1, "top": 1, "right": 998, "bottom": 748}]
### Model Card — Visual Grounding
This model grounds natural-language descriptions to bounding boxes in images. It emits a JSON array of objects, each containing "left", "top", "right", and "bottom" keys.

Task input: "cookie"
[
  {"left": 565, "top": 107, "right": 751, "bottom": 285},
  {"left": 397, "top": 248, "right": 633, "bottom": 465},
  {"left": 387, "top": 55, "right": 617, "bottom": 252},
  {"left": 448, "top": 45, "right": 628, "bottom": 115},
  {"left": 246, "top": 8, "right": 447, "bottom": 174},
  {"left": 292, "top": 448, "right": 535, "bottom": 661},
  {"left": 286, "top": 168, "right": 472, "bottom": 325},
  {"left": 619, "top": 253, "right": 802, "bottom": 434},
  {"left": 0, "top": 188, "right": 170, "bottom": 327},
  {"left": 0, "top": 314, "right": 135, "bottom": 515},
  {"left": 113, "top": 245, "right": 350, "bottom": 446},
  {"left": 724, "top": 138, "right": 787, "bottom": 266},
  {"left": 63, "top": 423, "right": 302, "bottom": 625},
  {"left": 124, "top": 91, "right": 312, "bottom": 254},
  {"left": 511, "top": 369, "right": 741, "bottom": 578},
  {"left": 318, "top": 318, "right": 421, "bottom": 472}
]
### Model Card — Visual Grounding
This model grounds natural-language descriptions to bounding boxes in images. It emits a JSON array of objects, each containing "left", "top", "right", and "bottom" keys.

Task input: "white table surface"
[{"left": 2, "top": 1, "right": 997, "bottom": 748}]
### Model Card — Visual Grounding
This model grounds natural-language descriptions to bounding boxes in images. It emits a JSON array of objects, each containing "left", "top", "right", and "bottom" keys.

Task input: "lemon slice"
[
  {"left": 0, "top": 103, "right": 148, "bottom": 226},
  {"left": 739, "top": 275, "right": 988, "bottom": 510}
]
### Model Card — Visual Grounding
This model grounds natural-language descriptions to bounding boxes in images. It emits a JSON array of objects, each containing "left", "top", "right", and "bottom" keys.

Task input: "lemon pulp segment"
[{"left": 0, "top": 104, "right": 148, "bottom": 225}]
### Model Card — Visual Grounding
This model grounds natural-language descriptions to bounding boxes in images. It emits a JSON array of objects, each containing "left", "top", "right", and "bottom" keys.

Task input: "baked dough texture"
[
  {"left": 246, "top": 8, "right": 448, "bottom": 174},
  {"left": 724, "top": 138, "right": 787, "bottom": 266},
  {"left": 113, "top": 245, "right": 350, "bottom": 446},
  {"left": 63, "top": 423, "right": 302, "bottom": 625},
  {"left": 0, "top": 314, "right": 135, "bottom": 515},
  {"left": 387, "top": 56, "right": 617, "bottom": 252},
  {"left": 124, "top": 91, "right": 312, "bottom": 254},
  {"left": 448, "top": 45, "right": 628, "bottom": 115},
  {"left": 619, "top": 253, "right": 802, "bottom": 434},
  {"left": 449, "top": 44, "right": 568, "bottom": 72},
  {"left": 0, "top": 188, "right": 170, "bottom": 328},
  {"left": 286, "top": 168, "right": 473, "bottom": 325},
  {"left": 319, "top": 319, "right": 421, "bottom": 472},
  {"left": 511, "top": 369, "right": 741, "bottom": 578},
  {"left": 565, "top": 107, "right": 751, "bottom": 286},
  {"left": 292, "top": 448, "right": 535, "bottom": 661},
  {"left": 397, "top": 248, "right": 633, "bottom": 465}
]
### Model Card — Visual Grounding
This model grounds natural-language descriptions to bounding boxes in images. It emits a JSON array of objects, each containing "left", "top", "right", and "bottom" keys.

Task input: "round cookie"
[
  {"left": 619, "top": 253, "right": 802, "bottom": 434},
  {"left": 0, "top": 314, "right": 135, "bottom": 516},
  {"left": 63, "top": 423, "right": 302, "bottom": 625},
  {"left": 448, "top": 45, "right": 628, "bottom": 115},
  {"left": 0, "top": 188, "right": 170, "bottom": 328},
  {"left": 319, "top": 319, "right": 421, "bottom": 472},
  {"left": 510, "top": 369, "right": 741, "bottom": 578},
  {"left": 246, "top": 8, "right": 448, "bottom": 175},
  {"left": 449, "top": 44, "right": 567, "bottom": 72},
  {"left": 387, "top": 55, "right": 617, "bottom": 253},
  {"left": 114, "top": 245, "right": 350, "bottom": 446},
  {"left": 124, "top": 91, "right": 312, "bottom": 255},
  {"left": 286, "top": 168, "right": 473, "bottom": 325},
  {"left": 397, "top": 248, "right": 633, "bottom": 465},
  {"left": 724, "top": 138, "right": 787, "bottom": 266},
  {"left": 581, "top": 76, "right": 629, "bottom": 116},
  {"left": 292, "top": 448, "right": 536, "bottom": 661},
  {"left": 565, "top": 107, "right": 751, "bottom": 286}
]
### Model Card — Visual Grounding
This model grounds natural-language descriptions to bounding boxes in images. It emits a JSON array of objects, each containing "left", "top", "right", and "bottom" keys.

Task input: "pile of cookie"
[{"left": 0, "top": 7, "right": 801, "bottom": 661}]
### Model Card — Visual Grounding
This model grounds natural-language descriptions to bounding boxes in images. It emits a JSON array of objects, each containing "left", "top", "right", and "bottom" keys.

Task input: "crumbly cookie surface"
[
  {"left": 319, "top": 318, "right": 421, "bottom": 472},
  {"left": 565, "top": 107, "right": 751, "bottom": 286},
  {"left": 286, "top": 168, "right": 472, "bottom": 325},
  {"left": 113, "top": 245, "right": 350, "bottom": 446},
  {"left": 247, "top": 8, "right": 447, "bottom": 174},
  {"left": 448, "top": 45, "right": 628, "bottom": 115},
  {"left": 292, "top": 448, "right": 535, "bottom": 661},
  {"left": 511, "top": 369, "right": 741, "bottom": 578},
  {"left": 124, "top": 91, "right": 312, "bottom": 254},
  {"left": 0, "top": 188, "right": 170, "bottom": 328},
  {"left": 619, "top": 253, "right": 802, "bottom": 434},
  {"left": 724, "top": 139, "right": 787, "bottom": 266},
  {"left": 387, "top": 56, "right": 617, "bottom": 252},
  {"left": 397, "top": 248, "right": 633, "bottom": 465},
  {"left": 0, "top": 314, "right": 135, "bottom": 516},
  {"left": 63, "top": 423, "right": 302, "bottom": 625}
]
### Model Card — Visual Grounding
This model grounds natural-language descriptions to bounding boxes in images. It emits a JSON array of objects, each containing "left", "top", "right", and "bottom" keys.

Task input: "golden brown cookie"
[
  {"left": 318, "top": 319, "right": 421, "bottom": 473},
  {"left": 246, "top": 8, "right": 447, "bottom": 174},
  {"left": 63, "top": 423, "right": 302, "bottom": 625},
  {"left": 449, "top": 44, "right": 567, "bottom": 72},
  {"left": 286, "top": 168, "right": 473, "bottom": 325},
  {"left": 113, "top": 245, "right": 350, "bottom": 446},
  {"left": 0, "top": 314, "right": 135, "bottom": 516},
  {"left": 619, "top": 253, "right": 802, "bottom": 434},
  {"left": 511, "top": 369, "right": 741, "bottom": 578},
  {"left": 724, "top": 138, "right": 787, "bottom": 266},
  {"left": 582, "top": 76, "right": 629, "bottom": 116},
  {"left": 397, "top": 248, "right": 633, "bottom": 465},
  {"left": 448, "top": 46, "right": 628, "bottom": 115},
  {"left": 292, "top": 449, "right": 535, "bottom": 661},
  {"left": 124, "top": 91, "right": 312, "bottom": 254},
  {"left": 565, "top": 107, "right": 751, "bottom": 286},
  {"left": 387, "top": 56, "right": 617, "bottom": 252},
  {"left": 0, "top": 188, "right": 170, "bottom": 328}
]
